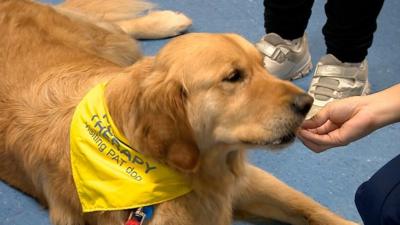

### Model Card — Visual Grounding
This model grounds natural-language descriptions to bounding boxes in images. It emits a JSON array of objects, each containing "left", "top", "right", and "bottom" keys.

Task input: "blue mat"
[{"left": 1, "top": 0, "right": 399, "bottom": 225}]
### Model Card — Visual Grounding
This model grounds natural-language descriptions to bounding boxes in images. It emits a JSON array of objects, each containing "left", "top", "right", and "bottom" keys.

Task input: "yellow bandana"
[{"left": 70, "top": 83, "right": 192, "bottom": 212}]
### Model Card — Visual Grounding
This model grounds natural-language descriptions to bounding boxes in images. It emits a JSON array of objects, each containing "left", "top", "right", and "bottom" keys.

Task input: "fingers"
[
  {"left": 307, "top": 120, "right": 339, "bottom": 135},
  {"left": 298, "top": 98, "right": 368, "bottom": 153},
  {"left": 298, "top": 106, "right": 333, "bottom": 153},
  {"left": 298, "top": 101, "right": 359, "bottom": 152},
  {"left": 298, "top": 128, "right": 338, "bottom": 145},
  {"left": 297, "top": 130, "right": 329, "bottom": 152},
  {"left": 297, "top": 128, "right": 347, "bottom": 153},
  {"left": 301, "top": 105, "right": 331, "bottom": 130},
  {"left": 297, "top": 132, "right": 331, "bottom": 153},
  {"left": 297, "top": 105, "right": 340, "bottom": 153}
]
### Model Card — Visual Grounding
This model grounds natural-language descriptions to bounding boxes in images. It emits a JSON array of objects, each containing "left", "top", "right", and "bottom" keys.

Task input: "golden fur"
[{"left": 0, "top": 0, "right": 357, "bottom": 225}]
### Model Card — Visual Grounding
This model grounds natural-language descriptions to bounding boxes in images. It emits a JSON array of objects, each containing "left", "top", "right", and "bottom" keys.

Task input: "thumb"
[{"left": 301, "top": 106, "right": 331, "bottom": 129}]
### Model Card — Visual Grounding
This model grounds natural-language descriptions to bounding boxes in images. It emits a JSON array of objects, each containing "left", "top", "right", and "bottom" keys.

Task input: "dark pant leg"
[
  {"left": 323, "top": 0, "right": 385, "bottom": 63},
  {"left": 355, "top": 154, "right": 400, "bottom": 225},
  {"left": 263, "top": 0, "right": 314, "bottom": 40}
]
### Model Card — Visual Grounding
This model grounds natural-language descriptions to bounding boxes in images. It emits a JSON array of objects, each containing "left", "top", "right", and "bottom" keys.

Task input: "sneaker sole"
[
  {"left": 361, "top": 80, "right": 371, "bottom": 96},
  {"left": 289, "top": 59, "right": 313, "bottom": 81}
]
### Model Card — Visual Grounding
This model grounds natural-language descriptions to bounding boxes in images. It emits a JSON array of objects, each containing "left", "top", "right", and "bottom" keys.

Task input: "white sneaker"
[
  {"left": 256, "top": 33, "right": 312, "bottom": 80},
  {"left": 307, "top": 54, "right": 370, "bottom": 119}
]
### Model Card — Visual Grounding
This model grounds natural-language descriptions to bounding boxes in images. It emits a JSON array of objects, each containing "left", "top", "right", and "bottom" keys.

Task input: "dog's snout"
[{"left": 292, "top": 93, "right": 313, "bottom": 116}]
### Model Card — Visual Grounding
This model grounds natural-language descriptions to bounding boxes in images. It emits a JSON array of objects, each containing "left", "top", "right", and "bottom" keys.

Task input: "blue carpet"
[{"left": 1, "top": 0, "right": 399, "bottom": 225}]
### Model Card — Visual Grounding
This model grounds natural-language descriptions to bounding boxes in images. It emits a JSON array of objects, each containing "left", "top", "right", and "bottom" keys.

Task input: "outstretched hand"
[{"left": 297, "top": 96, "right": 377, "bottom": 153}]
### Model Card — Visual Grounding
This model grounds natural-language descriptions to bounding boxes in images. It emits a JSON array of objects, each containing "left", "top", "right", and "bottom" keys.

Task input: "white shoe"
[
  {"left": 256, "top": 33, "right": 312, "bottom": 80},
  {"left": 307, "top": 54, "right": 370, "bottom": 119}
]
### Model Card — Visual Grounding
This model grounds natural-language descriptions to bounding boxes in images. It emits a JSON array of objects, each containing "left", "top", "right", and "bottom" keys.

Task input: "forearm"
[{"left": 366, "top": 84, "right": 400, "bottom": 128}]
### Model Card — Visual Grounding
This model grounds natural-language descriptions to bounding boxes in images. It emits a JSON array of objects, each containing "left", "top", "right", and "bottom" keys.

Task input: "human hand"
[{"left": 297, "top": 96, "right": 377, "bottom": 153}]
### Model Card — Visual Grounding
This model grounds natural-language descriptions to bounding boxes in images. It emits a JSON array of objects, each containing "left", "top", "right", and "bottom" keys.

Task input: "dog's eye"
[{"left": 223, "top": 70, "right": 243, "bottom": 83}]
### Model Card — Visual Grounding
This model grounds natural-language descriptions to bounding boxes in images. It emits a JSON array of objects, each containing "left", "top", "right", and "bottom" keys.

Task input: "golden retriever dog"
[{"left": 0, "top": 0, "right": 357, "bottom": 225}]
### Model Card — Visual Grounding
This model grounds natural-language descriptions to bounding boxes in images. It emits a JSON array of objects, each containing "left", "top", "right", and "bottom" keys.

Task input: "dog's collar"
[{"left": 70, "top": 82, "right": 192, "bottom": 212}]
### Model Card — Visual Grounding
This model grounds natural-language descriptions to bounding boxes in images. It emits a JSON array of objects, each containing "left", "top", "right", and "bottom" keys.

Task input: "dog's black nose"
[{"left": 292, "top": 93, "right": 313, "bottom": 116}]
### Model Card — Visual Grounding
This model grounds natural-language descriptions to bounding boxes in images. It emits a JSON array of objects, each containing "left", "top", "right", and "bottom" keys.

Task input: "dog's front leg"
[{"left": 233, "top": 164, "right": 358, "bottom": 225}]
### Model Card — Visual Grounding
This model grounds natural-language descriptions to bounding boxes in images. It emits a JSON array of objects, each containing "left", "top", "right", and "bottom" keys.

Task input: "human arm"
[{"left": 297, "top": 84, "right": 400, "bottom": 153}]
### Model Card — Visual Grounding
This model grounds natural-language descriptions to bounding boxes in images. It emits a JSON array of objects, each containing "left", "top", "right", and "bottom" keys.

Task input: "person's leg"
[
  {"left": 323, "top": 0, "right": 385, "bottom": 63},
  {"left": 355, "top": 154, "right": 400, "bottom": 225},
  {"left": 264, "top": 0, "right": 314, "bottom": 40},
  {"left": 306, "top": 0, "right": 385, "bottom": 119}
]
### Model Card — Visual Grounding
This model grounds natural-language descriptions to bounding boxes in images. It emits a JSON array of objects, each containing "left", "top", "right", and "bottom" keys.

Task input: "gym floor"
[{"left": 1, "top": 0, "right": 399, "bottom": 225}]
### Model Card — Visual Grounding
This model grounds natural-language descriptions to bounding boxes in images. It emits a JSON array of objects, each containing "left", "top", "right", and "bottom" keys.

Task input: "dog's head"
[{"left": 133, "top": 33, "right": 312, "bottom": 172}]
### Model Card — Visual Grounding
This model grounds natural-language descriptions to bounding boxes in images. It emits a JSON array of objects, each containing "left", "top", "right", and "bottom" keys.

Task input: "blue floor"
[{"left": 1, "top": 0, "right": 399, "bottom": 225}]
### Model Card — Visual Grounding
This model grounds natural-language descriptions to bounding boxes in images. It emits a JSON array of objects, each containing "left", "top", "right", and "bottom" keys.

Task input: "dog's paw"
[
  {"left": 308, "top": 218, "right": 360, "bottom": 225},
  {"left": 145, "top": 10, "right": 192, "bottom": 37},
  {"left": 118, "top": 10, "right": 192, "bottom": 39},
  {"left": 307, "top": 212, "right": 360, "bottom": 225}
]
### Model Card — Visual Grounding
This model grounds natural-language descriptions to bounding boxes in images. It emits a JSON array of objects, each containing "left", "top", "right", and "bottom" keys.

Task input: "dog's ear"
[{"left": 135, "top": 71, "right": 199, "bottom": 172}]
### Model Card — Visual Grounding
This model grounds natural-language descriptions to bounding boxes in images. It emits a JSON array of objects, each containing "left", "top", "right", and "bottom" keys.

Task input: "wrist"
[{"left": 366, "top": 85, "right": 400, "bottom": 128}]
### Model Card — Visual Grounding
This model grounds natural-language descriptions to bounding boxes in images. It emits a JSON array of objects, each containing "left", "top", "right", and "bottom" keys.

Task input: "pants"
[
  {"left": 263, "top": 0, "right": 385, "bottom": 63},
  {"left": 355, "top": 154, "right": 400, "bottom": 225}
]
